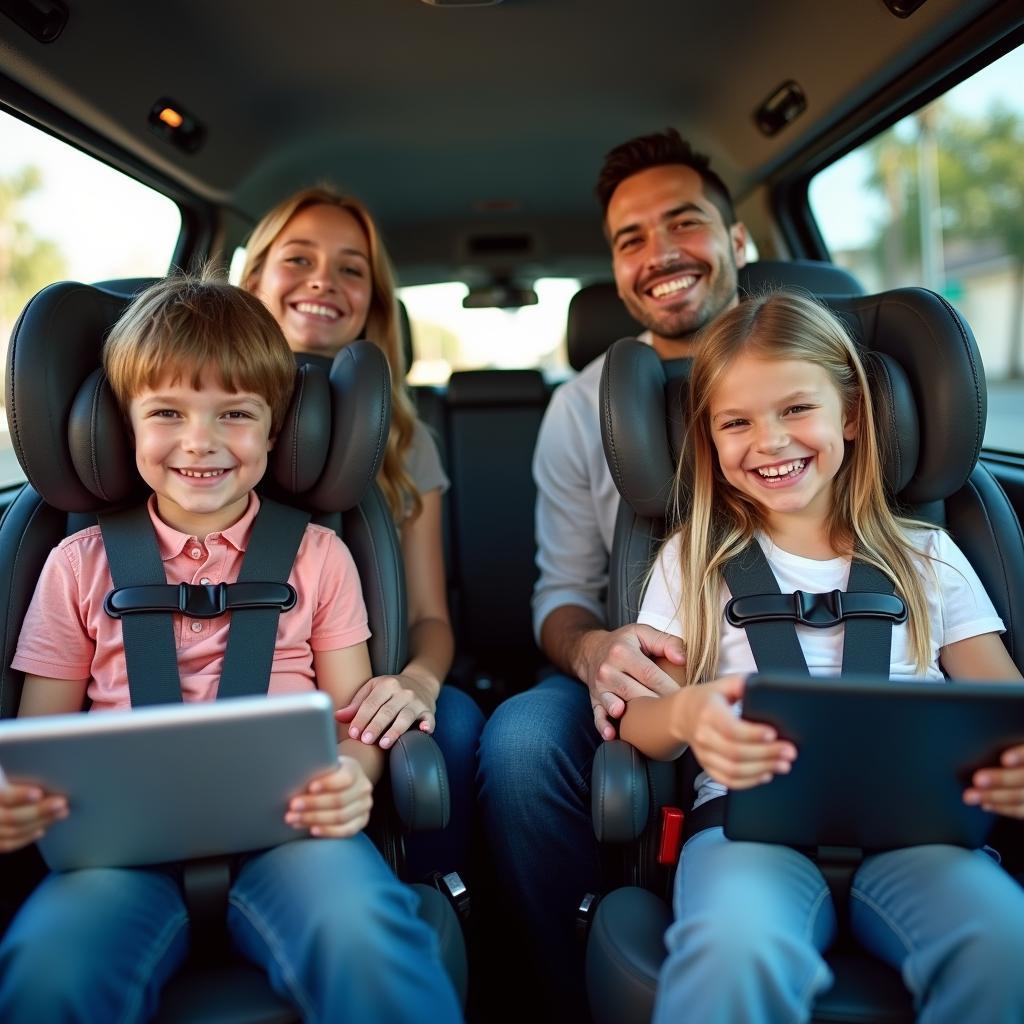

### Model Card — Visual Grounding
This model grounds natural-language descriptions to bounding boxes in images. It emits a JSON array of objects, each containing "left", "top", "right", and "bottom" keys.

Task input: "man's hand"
[{"left": 575, "top": 623, "right": 686, "bottom": 739}]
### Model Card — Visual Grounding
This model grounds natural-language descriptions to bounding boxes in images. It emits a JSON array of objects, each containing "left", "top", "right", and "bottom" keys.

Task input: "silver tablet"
[
  {"left": 725, "top": 674, "right": 1024, "bottom": 851},
  {"left": 0, "top": 691, "right": 338, "bottom": 871}
]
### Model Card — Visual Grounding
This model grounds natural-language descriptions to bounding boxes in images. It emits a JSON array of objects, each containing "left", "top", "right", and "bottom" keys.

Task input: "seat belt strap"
[
  {"left": 99, "top": 504, "right": 184, "bottom": 707},
  {"left": 722, "top": 543, "right": 810, "bottom": 675},
  {"left": 216, "top": 498, "right": 310, "bottom": 699},
  {"left": 100, "top": 498, "right": 310, "bottom": 706},
  {"left": 839, "top": 558, "right": 898, "bottom": 677}
]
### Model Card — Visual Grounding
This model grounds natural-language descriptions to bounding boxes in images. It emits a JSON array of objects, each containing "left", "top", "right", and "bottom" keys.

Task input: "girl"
[
  {"left": 241, "top": 188, "right": 483, "bottom": 879},
  {"left": 620, "top": 290, "right": 1024, "bottom": 1023}
]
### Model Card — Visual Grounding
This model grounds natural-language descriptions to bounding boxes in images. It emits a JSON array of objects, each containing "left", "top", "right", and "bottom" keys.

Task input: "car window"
[
  {"left": 809, "top": 44, "right": 1024, "bottom": 453},
  {"left": 0, "top": 109, "right": 182, "bottom": 487},
  {"left": 400, "top": 278, "right": 580, "bottom": 384}
]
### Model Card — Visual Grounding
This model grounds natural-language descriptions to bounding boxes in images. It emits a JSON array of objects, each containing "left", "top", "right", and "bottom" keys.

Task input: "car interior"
[{"left": 1, "top": 0, "right": 1023, "bottom": 1021}]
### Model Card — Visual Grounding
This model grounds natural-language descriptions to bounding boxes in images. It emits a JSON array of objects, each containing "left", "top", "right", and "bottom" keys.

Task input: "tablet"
[
  {"left": 724, "top": 674, "right": 1024, "bottom": 851},
  {"left": 0, "top": 691, "right": 338, "bottom": 871}
]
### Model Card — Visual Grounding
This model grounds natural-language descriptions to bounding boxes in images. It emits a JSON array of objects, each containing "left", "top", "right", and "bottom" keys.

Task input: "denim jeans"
[
  {"left": 405, "top": 684, "right": 485, "bottom": 884},
  {"left": 655, "top": 826, "right": 1024, "bottom": 1024},
  {"left": 0, "top": 834, "right": 463, "bottom": 1024},
  {"left": 477, "top": 673, "right": 603, "bottom": 1018}
]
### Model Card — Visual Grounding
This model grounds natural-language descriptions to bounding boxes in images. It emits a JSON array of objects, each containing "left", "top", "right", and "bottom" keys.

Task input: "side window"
[
  {"left": 0, "top": 110, "right": 181, "bottom": 486},
  {"left": 809, "top": 45, "right": 1023, "bottom": 453}
]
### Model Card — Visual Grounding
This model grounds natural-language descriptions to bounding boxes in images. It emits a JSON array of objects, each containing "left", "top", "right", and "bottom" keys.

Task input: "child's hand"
[
  {"left": 335, "top": 673, "right": 437, "bottom": 750},
  {"left": 0, "top": 783, "right": 68, "bottom": 853},
  {"left": 671, "top": 675, "right": 797, "bottom": 790},
  {"left": 285, "top": 756, "right": 373, "bottom": 838},
  {"left": 964, "top": 743, "right": 1024, "bottom": 819}
]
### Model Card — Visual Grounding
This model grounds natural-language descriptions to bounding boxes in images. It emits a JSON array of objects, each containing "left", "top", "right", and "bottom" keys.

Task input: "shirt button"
[
  {"left": 190, "top": 548, "right": 202, "bottom": 559},
  {"left": 199, "top": 577, "right": 211, "bottom": 585},
  {"left": 190, "top": 622, "right": 203, "bottom": 633}
]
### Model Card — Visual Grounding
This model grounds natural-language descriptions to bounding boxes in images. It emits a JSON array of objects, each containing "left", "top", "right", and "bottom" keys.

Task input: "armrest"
[
  {"left": 388, "top": 731, "right": 450, "bottom": 831},
  {"left": 591, "top": 740, "right": 650, "bottom": 843}
]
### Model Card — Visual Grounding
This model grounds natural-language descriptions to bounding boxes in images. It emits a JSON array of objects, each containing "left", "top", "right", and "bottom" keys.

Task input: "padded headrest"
[
  {"left": 738, "top": 259, "right": 864, "bottom": 298},
  {"left": 601, "top": 287, "right": 980, "bottom": 520},
  {"left": 6, "top": 281, "right": 390, "bottom": 516},
  {"left": 447, "top": 369, "right": 548, "bottom": 407},
  {"left": 567, "top": 262, "right": 864, "bottom": 374},
  {"left": 566, "top": 283, "right": 641, "bottom": 372}
]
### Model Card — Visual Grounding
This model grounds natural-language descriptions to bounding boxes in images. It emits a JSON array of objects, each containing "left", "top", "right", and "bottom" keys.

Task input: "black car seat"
[
  {"left": 585, "top": 287, "right": 1024, "bottom": 1024},
  {"left": 0, "top": 281, "right": 468, "bottom": 1022}
]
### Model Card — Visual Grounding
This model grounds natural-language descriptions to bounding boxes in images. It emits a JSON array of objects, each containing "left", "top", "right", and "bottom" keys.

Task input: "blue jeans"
[
  {"left": 655, "top": 826, "right": 1024, "bottom": 1024},
  {"left": 405, "top": 684, "right": 485, "bottom": 883},
  {"left": 477, "top": 673, "right": 602, "bottom": 1017},
  {"left": 0, "top": 834, "right": 463, "bottom": 1024}
]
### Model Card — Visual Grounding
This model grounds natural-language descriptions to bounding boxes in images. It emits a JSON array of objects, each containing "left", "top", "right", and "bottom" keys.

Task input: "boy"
[{"left": 0, "top": 275, "right": 462, "bottom": 1023}]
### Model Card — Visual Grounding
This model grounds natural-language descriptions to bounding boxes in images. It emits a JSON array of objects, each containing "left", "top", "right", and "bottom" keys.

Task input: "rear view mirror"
[{"left": 462, "top": 282, "right": 538, "bottom": 309}]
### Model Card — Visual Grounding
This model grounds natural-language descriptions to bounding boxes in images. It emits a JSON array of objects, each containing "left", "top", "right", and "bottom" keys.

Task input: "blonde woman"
[
  {"left": 621, "top": 290, "right": 1024, "bottom": 1023},
  {"left": 243, "top": 188, "right": 482, "bottom": 879}
]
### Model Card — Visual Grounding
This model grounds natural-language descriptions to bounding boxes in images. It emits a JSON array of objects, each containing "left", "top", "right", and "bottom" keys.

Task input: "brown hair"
[
  {"left": 596, "top": 127, "right": 736, "bottom": 227},
  {"left": 667, "top": 290, "right": 933, "bottom": 686},
  {"left": 240, "top": 186, "right": 421, "bottom": 522},
  {"left": 103, "top": 273, "right": 296, "bottom": 436}
]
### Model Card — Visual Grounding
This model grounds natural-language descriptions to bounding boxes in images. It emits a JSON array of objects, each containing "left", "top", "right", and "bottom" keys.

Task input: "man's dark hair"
[{"left": 595, "top": 128, "right": 736, "bottom": 226}]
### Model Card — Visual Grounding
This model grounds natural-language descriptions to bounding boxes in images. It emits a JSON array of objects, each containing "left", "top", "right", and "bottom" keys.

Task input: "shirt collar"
[{"left": 147, "top": 492, "right": 261, "bottom": 561}]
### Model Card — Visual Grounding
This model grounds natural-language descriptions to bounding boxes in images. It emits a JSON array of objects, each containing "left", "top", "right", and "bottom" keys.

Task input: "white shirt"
[
  {"left": 638, "top": 528, "right": 1005, "bottom": 805},
  {"left": 531, "top": 334, "right": 653, "bottom": 643}
]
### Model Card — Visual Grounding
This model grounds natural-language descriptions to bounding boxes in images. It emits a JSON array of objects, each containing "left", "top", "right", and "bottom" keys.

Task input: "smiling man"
[{"left": 477, "top": 129, "right": 748, "bottom": 1020}]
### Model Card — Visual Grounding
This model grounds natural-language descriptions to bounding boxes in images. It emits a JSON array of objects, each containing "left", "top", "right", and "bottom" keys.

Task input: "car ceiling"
[{"left": 0, "top": 0, "right": 1015, "bottom": 283}]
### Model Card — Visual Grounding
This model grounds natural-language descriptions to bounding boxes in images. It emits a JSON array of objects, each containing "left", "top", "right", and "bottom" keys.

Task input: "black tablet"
[{"left": 724, "top": 674, "right": 1024, "bottom": 851}]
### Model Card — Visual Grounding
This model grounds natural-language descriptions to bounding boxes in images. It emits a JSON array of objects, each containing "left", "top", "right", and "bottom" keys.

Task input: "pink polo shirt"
[{"left": 12, "top": 493, "right": 370, "bottom": 711}]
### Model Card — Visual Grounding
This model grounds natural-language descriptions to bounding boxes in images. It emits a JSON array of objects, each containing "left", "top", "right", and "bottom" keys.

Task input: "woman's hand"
[
  {"left": 671, "top": 675, "right": 797, "bottom": 790},
  {"left": 335, "top": 673, "right": 438, "bottom": 749},
  {"left": 964, "top": 743, "right": 1024, "bottom": 819},
  {"left": 285, "top": 755, "right": 373, "bottom": 838},
  {"left": 0, "top": 783, "right": 68, "bottom": 853}
]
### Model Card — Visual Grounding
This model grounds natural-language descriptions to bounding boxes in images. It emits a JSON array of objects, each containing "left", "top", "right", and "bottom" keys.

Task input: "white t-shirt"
[{"left": 637, "top": 528, "right": 1005, "bottom": 806}]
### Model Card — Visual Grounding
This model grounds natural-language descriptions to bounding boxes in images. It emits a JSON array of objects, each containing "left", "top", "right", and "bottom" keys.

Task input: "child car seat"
[
  {"left": 586, "top": 287, "right": 1024, "bottom": 1024},
  {"left": 0, "top": 280, "right": 467, "bottom": 1021}
]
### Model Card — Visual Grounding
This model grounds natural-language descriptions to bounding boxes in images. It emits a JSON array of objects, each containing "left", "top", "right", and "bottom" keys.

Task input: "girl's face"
[
  {"left": 707, "top": 353, "right": 857, "bottom": 533},
  {"left": 253, "top": 203, "right": 372, "bottom": 357}
]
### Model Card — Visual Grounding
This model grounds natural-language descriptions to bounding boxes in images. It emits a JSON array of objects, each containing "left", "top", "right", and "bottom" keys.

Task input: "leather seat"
[{"left": 587, "top": 287, "right": 1024, "bottom": 1024}]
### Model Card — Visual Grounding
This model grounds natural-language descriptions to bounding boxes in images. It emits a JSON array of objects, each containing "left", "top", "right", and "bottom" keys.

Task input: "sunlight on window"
[{"left": 400, "top": 278, "right": 580, "bottom": 384}]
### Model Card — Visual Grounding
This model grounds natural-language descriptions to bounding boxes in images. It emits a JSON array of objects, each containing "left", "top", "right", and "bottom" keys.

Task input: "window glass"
[
  {"left": 0, "top": 110, "right": 181, "bottom": 486},
  {"left": 400, "top": 277, "right": 580, "bottom": 384},
  {"left": 809, "top": 45, "right": 1024, "bottom": 452}
]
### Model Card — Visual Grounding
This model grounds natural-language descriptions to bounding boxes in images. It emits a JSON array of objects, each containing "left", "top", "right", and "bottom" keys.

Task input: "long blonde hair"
[
  {"left": 672, "top": 290, "right": 932, "bottom": 687},
  {"left": 241, "top": 186, "right": 421, "bottom": 522}
]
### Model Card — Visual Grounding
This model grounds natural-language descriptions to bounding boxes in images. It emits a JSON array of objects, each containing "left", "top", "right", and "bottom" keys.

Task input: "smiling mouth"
[
  {"left": 753, "top": 458, "right": 809, "bottom": 480},
  {"left": 293, "top": 301, "right": 341, "bottom": 321},
  {"left": 646, "top": 274, "right": 698, "bottom": 300},
  {"left": 175, "top": 468, "right": 228, "bottom": 479}
]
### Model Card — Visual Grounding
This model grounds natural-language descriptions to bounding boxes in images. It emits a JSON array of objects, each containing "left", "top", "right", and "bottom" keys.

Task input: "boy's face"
[{"left": 128, "top": 367, "right": 274, "bottom": 538}]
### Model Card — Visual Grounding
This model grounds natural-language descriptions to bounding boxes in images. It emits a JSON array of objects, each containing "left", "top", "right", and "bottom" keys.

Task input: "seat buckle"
[
  {"left": 180, "top": 581, "right": 228, "bottom": 617},
  {"left": 657, "top": 806, "right": 685, "bottom": 865},
  {"left": 794, "top": 589, "right": 843, "bottom": 628}
]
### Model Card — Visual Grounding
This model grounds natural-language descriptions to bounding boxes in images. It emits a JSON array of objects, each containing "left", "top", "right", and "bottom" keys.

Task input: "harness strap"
[
  {"left": 217, "top": 499, "right": 309, "bottom": 700},
  {"left": 99, "top": 498, "right": 310, "bottom": 706},
  {"left": 99, "top": 504, "right": 183, "bottom": 707},
  {"left": 840, "top": 558, "right": 900, "bottom": 676},
  {"left": 722, "top": 543, "right": 810, "bottom": 675}
]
